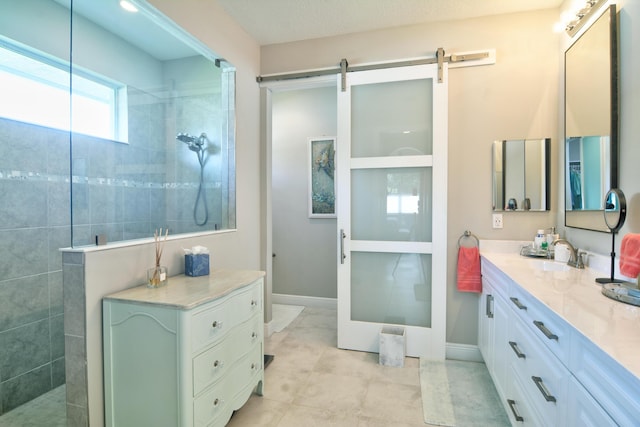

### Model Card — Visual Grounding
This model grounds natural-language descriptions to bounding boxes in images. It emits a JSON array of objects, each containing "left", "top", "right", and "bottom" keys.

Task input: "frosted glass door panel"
[
  {"left": 351, "top": 79, "right": 433, "bottom": 157},
  {"left": 351, "top": 252, "right": 432, "bottom": 327},
  {"left": 351, "top": 168, "right": 432, "bottom": 242}
]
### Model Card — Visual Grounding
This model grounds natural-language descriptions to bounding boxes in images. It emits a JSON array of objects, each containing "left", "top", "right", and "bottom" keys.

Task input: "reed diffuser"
[{"left": 147, "top": 228, "right": 169, "bottom": 288}]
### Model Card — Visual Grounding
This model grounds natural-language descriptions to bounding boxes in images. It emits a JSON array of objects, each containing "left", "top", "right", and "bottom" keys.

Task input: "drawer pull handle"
[
  {"left": 211, "top": 320, "right": 223, "bottom": 329},
  {"left": 533, "top": 320, "right": 558, "bottom": 341},
  {"left": 507, "top": 399, "right": 524, "bottom": 422},
  {"left": 251, "top": 299, "right": 258, "bottom": 307},
  {"left": 508, "top": 341, "right": 526, "bottom": 359},
  {"left": 510, "top": 297, "right": 527, "bottom": 310},
  {"left": 251, "top": 363, "right": 256, "bottom": 370},
  {"left": 213, "top": 360, "right": 223, "bottom": 368},
  {"left": 531, "top": 376, "right": 556, "bottom": 402},
  {"left": 213, "top": 398, "right": 223, "bottom": 407},
  {"left": 486, "top": 294, "right": 494, "bottom": 318},
  {"left": 251, "top": 332, "right": 257, "bottom": 339}
]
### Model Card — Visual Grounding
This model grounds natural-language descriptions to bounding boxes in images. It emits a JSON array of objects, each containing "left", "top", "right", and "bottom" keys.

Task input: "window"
[{"left": 0, "top": 39, "right": 126, "bottom": 141}]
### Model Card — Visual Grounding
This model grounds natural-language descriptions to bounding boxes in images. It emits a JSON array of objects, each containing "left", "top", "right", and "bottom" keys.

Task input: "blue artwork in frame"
[{"left": 308, "top": 137, "right": 336, "bottom": 218}]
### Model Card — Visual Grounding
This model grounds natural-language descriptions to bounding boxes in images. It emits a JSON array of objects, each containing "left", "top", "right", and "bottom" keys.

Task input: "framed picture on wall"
[{"left": 308, "top": 137, "right": 336, "bottom": 218}]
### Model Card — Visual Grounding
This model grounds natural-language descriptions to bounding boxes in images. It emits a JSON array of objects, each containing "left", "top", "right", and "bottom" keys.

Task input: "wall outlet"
[{"left": 492, "top": 214, "right": 503, "bottom": 229}]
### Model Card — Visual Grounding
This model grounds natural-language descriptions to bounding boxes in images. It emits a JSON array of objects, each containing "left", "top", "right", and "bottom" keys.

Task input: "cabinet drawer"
[
  {"left": 193, "top": 342, "right": 229, "bottom": 396},
  {"left": 228, "top": 344, "right": 263, "bottom": 400},
  {"left": 505, "top": 366, "right": 543, "bottom": 426},
  {"left": 515, "top": 326, "right": 568, "bottom": 426},
  {"left": 230, "top": 281, "right": 262, "bottom": 325},
  {"left": 508, "top": 285, "right": 570, "bottom": 365},
  {"left": 566, "top": 376, "right": 616, "bottom": 427},
  {"left": 191, "top": 302, "right": 228, "bottom": 353},
  {"left": 193, "top": 377, "right": 230, "bottom": 427},
  {"left": 571, "top": 333, "right": 640, "bottom": 425},
  {"left": 231, "top": 314, "right": 262, "bottom": 358}
]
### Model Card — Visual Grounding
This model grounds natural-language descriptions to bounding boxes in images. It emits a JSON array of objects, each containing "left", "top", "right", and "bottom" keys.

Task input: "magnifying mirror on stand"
[{"left": 596, "top": 188, "right": 627, "bottom": 284}]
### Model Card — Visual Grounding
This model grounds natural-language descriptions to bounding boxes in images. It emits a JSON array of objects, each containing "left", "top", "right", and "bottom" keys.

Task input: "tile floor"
[
  {"left": 0, "top": 306, "right": 434, "bottom": 426},
  {"left": 0, "top": 384, "right": 66, "bottom": 427},
  {"left": 228, "top": 306, "right": 433, "bottom": 427}
]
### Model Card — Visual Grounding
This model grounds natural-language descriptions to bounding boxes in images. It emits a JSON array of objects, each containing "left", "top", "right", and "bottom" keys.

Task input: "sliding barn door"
[{"left": 336, "top": 63, "right": 448, "bottom": 359}]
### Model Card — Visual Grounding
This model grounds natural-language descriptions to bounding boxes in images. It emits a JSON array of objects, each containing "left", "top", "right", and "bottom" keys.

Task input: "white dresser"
[{"left": 103, "top": 269, "right": 265, "bottom": 427}]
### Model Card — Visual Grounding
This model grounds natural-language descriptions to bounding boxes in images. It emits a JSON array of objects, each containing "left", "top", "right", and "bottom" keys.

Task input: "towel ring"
[{"left": 458, "top": 230, "right": 479, "bottom": 248}]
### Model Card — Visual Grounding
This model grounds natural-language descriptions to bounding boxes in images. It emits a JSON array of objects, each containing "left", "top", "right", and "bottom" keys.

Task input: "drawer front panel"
[
  {"left": 228, "top": 345, "right": 263, "bottom": 401},
  {"left": 230, "top": 314, "right": 263, "bottom": 359},
  {"left": 566, "top": 376, "right": 616, "bottom": 427},
  {"left": 193, "top": 342, "right": 229, "bottom": 396},
  {"left": 193, "top": 377, "right": 230, "bottom": 427},
  {"left": 508, "top": 285, "right": 570, "bottom": 365},
  {"left": 191, "top": 302, "right": 228, "bottom": 353},
  {"left": 505, "top": 366, "right": 542, "bottom": 427},
  {"left": 230, "top": 281, "right": 262, "bottom": 326},
  {"left": 481, "top": 258, "right": 510, "bottom": 300},
  {"left": 516, "top": 325, "right": 568, "bottom": 426},
  {"left": 571, "top": 333, "right": 640, "bottom": 425}
]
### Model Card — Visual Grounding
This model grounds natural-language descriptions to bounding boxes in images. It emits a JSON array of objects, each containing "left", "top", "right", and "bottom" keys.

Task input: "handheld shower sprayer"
[
  {"left": 176, "top": 132, "right": 210, "bottom": 226},
  {"left": 176, "top": 132, "right": 207, "bottom": 153}
]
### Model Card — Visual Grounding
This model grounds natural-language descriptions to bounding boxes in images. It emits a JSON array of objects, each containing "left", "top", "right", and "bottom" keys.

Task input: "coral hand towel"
[
  {"left": 457, "top": 246, "right": 482, "bottom": 293},
  {"left": 620, "top": 233, "right": 640, "bottom": 278}
]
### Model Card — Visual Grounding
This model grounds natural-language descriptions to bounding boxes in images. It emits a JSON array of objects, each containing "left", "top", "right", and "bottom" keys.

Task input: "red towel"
[
  {"left": 620, "top": 234, "right": 640, "bottom": 278},
  {"left": 457, "top": 246, "right": 482, "bottom": 293}
]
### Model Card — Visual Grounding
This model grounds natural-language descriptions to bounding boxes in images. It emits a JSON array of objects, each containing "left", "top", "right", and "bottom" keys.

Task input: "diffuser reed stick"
[
  {"left": 148, "top": 228, "right": 169, "bottom": 287},
  {"left": 154, "top": 228, "right": 169, "bottom": 267}
]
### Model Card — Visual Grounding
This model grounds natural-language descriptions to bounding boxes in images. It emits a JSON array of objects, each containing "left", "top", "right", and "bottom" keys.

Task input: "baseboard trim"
[
  {"left": 445, "top": 342, "right": 483, "bottom": 362},
  {"left": 269, "top": 294, "right": 482, "bottom": 362},
  {"left": 272, "top": 293, "right": 337, "bottom": 309}
]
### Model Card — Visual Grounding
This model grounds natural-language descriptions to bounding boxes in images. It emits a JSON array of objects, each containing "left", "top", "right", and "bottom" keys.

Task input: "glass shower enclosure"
[{"left": 0, "top": 0, "right": 235, "bottom": 418}]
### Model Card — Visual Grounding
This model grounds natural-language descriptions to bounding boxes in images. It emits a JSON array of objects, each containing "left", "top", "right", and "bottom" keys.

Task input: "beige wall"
[{"left": 262, "top": 9, "right": 561, "bottom": 345}]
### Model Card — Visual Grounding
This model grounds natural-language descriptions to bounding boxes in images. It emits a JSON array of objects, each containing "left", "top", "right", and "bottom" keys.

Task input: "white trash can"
[{"left": 379, "top": 326, "right": 406, "bottom": 367}]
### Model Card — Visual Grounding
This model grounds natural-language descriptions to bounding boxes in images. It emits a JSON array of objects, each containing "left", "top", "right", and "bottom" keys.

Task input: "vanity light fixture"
[
  {"left": 565, "top": 0, "right": 606, "bottom": 36},
  {"left": 119, "top": 0, "right": 138, "bottom": 13}
]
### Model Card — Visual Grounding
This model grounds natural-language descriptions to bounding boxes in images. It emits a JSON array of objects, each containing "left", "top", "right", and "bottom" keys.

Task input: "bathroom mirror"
[
  {"left": 564, "top": 4, "right": 618, "bottom": 232},
  {"left": 492, "top": 138, "right": 550, "bottom": 211}
]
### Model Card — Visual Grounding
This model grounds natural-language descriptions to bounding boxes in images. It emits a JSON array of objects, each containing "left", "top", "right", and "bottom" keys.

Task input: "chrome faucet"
[{"left": 552, "top": 238, "right": 585, "bottom": 269}]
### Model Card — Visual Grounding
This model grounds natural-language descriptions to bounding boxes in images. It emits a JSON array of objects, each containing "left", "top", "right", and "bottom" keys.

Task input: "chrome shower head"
[{"left": 176, "top": 133, "right": 196, "bottom": 144}]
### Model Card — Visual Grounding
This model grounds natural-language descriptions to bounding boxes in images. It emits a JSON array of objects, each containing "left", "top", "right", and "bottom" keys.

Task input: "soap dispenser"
[{"left": 546, "top": 227, "right": 559, "bottom": 247}]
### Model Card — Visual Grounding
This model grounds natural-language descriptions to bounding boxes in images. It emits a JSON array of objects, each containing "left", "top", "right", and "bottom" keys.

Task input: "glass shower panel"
[
  {"left": 351, "top": 252, "right": 432, "bottom": 327},
  {"left": 351, "top": 167, "right": 432, "bottom": 242},
  {"left": 69, "top": 0, "right": 236, "bottom": 246},
  {"left": 351, "top": 79, "right": 433, "bottom": 157},
  {"left": 0, "top": 0, "right": 71, "bottom": 418}
]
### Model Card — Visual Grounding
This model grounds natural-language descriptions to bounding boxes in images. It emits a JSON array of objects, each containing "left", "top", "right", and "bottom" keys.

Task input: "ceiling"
[{"left": 216, "top": 0, "right": 565, "bottom": 46}]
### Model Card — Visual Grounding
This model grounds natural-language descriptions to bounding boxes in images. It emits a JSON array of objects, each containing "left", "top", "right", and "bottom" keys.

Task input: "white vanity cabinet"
[
  {"left": 103, "top": 270, "right": 265, "bottom": 427},
  {"left": 478, "top": 270, "right": 509, "bottom": 399},
  {"left": 479, "top": 256, "right": 636, "bottom": 426}
]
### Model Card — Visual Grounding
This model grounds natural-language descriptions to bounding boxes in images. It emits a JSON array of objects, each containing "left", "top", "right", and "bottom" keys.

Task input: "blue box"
[{"left": 185, "top": 253, "right": 209, "bottom": 277}]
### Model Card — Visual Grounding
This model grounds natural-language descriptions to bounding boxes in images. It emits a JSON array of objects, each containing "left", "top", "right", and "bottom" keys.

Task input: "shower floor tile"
[{"left": 0, "top": 385, "right": 65, "bottom": 427}]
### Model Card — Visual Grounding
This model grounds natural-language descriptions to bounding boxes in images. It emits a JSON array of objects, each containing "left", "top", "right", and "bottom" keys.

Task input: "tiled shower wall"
[
  {"left": 0, "top": 79, "right": 230, "bottom": 416},
  {"left": 0, "top": 118, "right": 69, "bottom": 415}
]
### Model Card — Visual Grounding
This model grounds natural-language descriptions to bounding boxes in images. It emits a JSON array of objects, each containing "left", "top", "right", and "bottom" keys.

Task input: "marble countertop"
[
  {"left": 103, "top": 269, "right": 265, "bottom": 309},
  {"left": 481, "top": 250, "right": 640, "bottom": 381}
]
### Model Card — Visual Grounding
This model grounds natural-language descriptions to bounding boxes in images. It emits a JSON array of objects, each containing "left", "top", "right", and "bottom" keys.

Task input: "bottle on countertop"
[
  {"left": 534, "top": 229, "right": 545, "bottom": 251},
  {"left": 546, "top": 226, "right": 560, "bottom": 247}
]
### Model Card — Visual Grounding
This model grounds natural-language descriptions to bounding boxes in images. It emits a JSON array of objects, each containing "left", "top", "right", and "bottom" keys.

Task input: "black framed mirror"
[
  {"left": 492, "top": 138, "right": 551, "bottom": 212},
  {"left": 564, "top": 4, "right": 618, "bottom": 232}
]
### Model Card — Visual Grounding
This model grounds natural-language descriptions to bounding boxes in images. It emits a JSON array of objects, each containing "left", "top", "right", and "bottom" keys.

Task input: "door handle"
[{"left": 339, "top": 229, "right": 346, "bottom": 264}]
